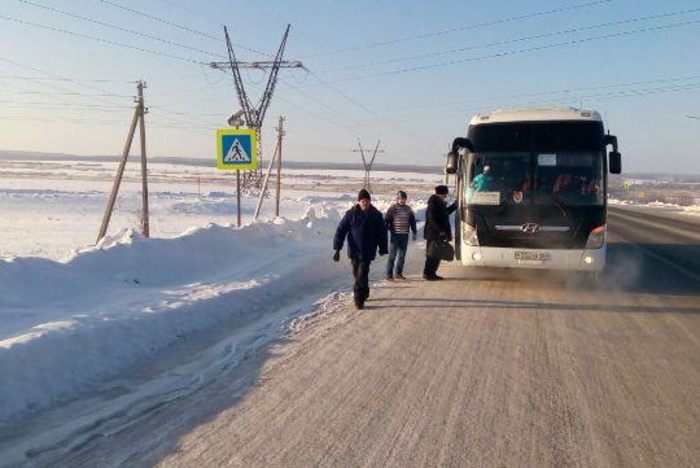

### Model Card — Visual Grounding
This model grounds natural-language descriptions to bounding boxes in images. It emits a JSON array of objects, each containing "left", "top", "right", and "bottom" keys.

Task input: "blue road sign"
[{"left": 216, "top": 128, "right": 258, "bottom": 170}]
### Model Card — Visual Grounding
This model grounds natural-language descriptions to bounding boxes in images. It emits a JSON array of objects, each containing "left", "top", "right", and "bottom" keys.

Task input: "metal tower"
[
  {"left": 353, "top": 139, "right": 384, "bottom": 192},
  {"left": 211, "top": 24, "right": 302, "bottom": 193}
]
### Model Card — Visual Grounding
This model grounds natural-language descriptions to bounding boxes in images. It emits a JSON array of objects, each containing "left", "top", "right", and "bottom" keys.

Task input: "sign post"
[{"left": 216, "top": 128, "right": 258, "bottom": 227}]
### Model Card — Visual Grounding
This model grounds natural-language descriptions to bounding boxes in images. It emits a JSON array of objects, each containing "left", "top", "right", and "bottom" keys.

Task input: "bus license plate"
[{"left": 514, "top": 251, "right": 550, "bottom": 261}]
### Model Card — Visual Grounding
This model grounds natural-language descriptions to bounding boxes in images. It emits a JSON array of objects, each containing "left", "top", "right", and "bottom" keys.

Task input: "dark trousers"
[
  {"left": 423, "top": 241, "right": 441, "bottom": 277},
  {"left": 386, "top": 233, "right": 409, "bottom": 276},
  {"left": 351, "top": 259, "right": 371, "bottom": 304}
]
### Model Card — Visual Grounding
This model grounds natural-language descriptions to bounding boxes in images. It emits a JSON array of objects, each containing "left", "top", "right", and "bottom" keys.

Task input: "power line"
[
  {"left": 0, "top": 7, "right": 611, "bottom": 158},
  {"left": 0, "top": 75, "right": 135, "bottom": 84},
  {"left": 0, "top": 100, "right": 131, "bottom": 110},
  {"left": 99, "top": 0, "right": 221, "bottom": 41},
  {"left": 0, "top": 57, "right": 245, "bottom": 145},
  {"left": 0, "top": 60, "right": 126, "bottom": 102},
  {"left": 7, "top": 5, "right": 693, "bottom": 162},
  {"left": 404, "top": 74, "right": 700, "bottom": 111},
  {"left": 0, "top": 34, "right": 410, "bottom": 148},
  {"left": 306, "top": 72, "right": 376, "bottom": 116},
  {"left": 255, "top": 10, "right": 700, "bottom": 153},
  {"left": 0, "top": 89, "right": 133, "bottom": 99},
  {"left": 262, "top": 11, "right": 700, "bottom": 150},
  {"left": 340, "top": 78, "right": 700, "bottom": 125},
  {"left": 303, "top": 0, "right": 615, "bottom": 58},
  {"left": 331, "top": 18, "right": 700, "bottom": 83},
  {"left": 19, "top": 0, "right": 229, "bottom": 60},
  {"left": 278, "top": 75, "right": 438, "bottom": 155},
  {"left": 1, "top": 115, "right": 125, "bottom": 125},
  {"left": 99, "top": 0, "right": 269, "bottom": 57},
  {"left": 318, "top": 7, "right": 700, "bottom": 75},
  {"left": 0, "top": 56, "right": 148, "bottom": 128},
  {"left": 0, "top": 13, "right": 210, "bottom": 65}
]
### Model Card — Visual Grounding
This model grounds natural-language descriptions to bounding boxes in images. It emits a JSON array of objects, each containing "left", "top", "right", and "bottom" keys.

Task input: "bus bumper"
[{"left": 459, "top": 245, "right": 606, "bottom": 271}]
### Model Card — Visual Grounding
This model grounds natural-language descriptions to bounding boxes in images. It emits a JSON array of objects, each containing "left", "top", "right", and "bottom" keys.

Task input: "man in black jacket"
[
  {"left": 333, "top": 189, "right": 389, "bottom": 309},
  {"left": 423, "top": 185, "right": 457, "bottom": 281}
]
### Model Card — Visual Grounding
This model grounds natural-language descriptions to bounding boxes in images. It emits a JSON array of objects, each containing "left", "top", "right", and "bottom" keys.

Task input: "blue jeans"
[{"left": 386, "top": 233, "right": 409, "bottom": 276}]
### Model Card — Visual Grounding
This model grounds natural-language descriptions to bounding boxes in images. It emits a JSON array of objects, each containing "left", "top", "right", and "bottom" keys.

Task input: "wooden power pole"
[
  {"left": 97, "top": 80, "right": 150, "bottom": 243},
  {"left": 275, "top": 116, "right": 285, "bottom": 217},
  {"left": 253, "top": 116, "right": 286, "bottom": 220}
]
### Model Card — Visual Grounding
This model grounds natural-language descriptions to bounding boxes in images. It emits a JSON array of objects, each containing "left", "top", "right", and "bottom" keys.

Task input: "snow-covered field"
[
  {"left": 609, "top": 198, "right": 700, "bottom": 216},
  {"left": 0, "top": 158, "right": 439, "bottom": 464}
]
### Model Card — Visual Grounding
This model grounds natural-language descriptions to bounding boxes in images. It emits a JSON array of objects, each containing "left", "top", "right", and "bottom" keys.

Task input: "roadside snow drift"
[{"left": 0, "top": 207, "right": 347, "bottom": 426}]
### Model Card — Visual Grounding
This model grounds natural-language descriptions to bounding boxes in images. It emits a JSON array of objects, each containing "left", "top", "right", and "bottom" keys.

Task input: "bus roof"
[{"left": 468, "top": 107, "right": 603, "bottom": 126}]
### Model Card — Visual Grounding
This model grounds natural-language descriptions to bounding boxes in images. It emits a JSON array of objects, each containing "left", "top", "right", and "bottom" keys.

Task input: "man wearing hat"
[
  {"left": 384, "top": 190, "right": 417, "bottom": 280},
  {"left": 333, "top": 189, "right": 388, "bottom": 309},
  {"left": 423, "top": 185, "right": 457, "bottom": 280}
]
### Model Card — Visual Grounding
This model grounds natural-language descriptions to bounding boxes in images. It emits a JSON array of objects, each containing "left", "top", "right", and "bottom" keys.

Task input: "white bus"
[{"left": 445, "top": 107, "right": 621, "bottom": 272}]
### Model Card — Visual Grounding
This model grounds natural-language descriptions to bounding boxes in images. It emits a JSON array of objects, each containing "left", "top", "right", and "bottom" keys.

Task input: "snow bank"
[{"left": 0, "top": 209, "right": 344, "bottom": 426}]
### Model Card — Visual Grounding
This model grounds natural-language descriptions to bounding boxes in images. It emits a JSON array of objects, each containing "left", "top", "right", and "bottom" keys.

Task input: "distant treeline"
[
  {"left": 3, "top": 151, "right": 698, "bottom": 180},
  {"left": 0, "top": 150, "right": 441, "bottom": 175}
]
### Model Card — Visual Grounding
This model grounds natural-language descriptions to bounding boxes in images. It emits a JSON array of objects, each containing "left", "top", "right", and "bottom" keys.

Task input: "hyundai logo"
[{"left": 520, "top": 223, "right": 541, "bottom": 234}]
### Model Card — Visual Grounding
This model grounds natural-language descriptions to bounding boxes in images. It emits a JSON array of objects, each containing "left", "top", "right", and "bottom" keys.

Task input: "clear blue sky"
[{"left": 1, "top": 0, "right": 699, "bottom": 173}]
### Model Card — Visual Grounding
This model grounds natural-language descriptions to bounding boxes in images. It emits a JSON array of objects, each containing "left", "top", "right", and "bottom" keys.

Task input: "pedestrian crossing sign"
[{"left": 216, "top": 128, "right": 258, "bottom": 170}]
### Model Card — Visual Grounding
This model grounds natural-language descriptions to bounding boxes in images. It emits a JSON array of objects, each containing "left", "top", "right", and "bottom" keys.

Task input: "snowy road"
[{"left": 13, "top": 206, "right": 700, "bottom": 467}]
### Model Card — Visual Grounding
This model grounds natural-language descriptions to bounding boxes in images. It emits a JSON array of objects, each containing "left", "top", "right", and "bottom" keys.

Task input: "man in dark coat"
[
  {"left": 423, "top": 185, "right": 457, "bottom": 281},
  {"left": 333, "top": 189, "right": 389, "bottom": 309}
]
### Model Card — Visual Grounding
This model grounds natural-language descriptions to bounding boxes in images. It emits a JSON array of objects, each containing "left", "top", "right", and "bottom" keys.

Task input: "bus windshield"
[{"left": 466, "top": 150, "right": 604, "bottom": 207}]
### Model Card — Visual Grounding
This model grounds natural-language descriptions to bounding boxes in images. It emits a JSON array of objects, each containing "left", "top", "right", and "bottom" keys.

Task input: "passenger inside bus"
[
  {"left": 553, "top": 174, "right": 578, "bottom": 195},
  {"left": 471, "top": 165, "right": 493, "bottom": 192},
  {"left": 551, "top": 171, "right": 602, "bottom": 205},
  {"left": 511, "top": 178, "right": 530, "bottom": 204}
]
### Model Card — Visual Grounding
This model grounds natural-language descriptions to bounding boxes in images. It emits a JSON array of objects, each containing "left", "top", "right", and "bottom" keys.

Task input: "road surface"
[{"left": 23, "top": 206, "right": 700, "bottom": 467}]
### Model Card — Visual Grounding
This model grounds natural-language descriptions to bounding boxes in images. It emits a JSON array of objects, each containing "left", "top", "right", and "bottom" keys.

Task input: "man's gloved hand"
[{"left": 333, "top": 250, "right": 340, "bottom": 262}]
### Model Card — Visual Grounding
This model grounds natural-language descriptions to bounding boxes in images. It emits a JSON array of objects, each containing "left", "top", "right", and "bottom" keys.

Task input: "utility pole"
[
  {"left": 353, "top": 139, "right": 384, "bottom": 192},
  {"left": 210, "top": 25, "right": 302, "bottom": 194},
  {"left": 253, "top": 116, "right": 286, "bottom": 220},
  {"left": 275, "top": 116, "right": 285, "bottom": 217},
  {"left": 138, "top": 82, "right": 149, "bottom": 237},
  {"left": 97, "top": 80, "right": 150, "bottom": 243}
]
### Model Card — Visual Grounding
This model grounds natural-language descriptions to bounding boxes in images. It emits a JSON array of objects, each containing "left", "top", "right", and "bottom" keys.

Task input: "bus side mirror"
[
  {"left": 604, "top": 134, "right": 621, "bottom": 174},
  {"left": 445, "top": 151, "right": 459, "bottom": 174},
  {"left": 445, "top": 137, "right": 472, "bottom": 174},
  {"left": 609, "top": 151, "right": 621, "bottom": 174},
  {"left": 451, "top": 137, "right": 473, "bottom": 154}
]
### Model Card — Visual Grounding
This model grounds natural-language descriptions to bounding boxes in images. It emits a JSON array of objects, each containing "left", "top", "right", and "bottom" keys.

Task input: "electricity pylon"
[
  {"left": 210, "top": 24, "right": 303, "bottom": 193},
  {"left": 353, "top": 139, "right": 384, "bottom": 193}
]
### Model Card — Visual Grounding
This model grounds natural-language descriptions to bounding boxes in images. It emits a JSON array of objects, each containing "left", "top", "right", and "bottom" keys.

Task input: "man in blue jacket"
[{"left": 333, "top": 189, "right": 389, "bottom": 309}]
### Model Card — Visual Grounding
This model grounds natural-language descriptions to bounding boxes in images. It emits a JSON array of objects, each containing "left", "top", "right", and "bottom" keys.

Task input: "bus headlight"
[
  {"left": 464, "top": 223, "right": 479, "bottom": 246},
  {"left": 585, "top": 224, "right": 606, "bottom": 249}
]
